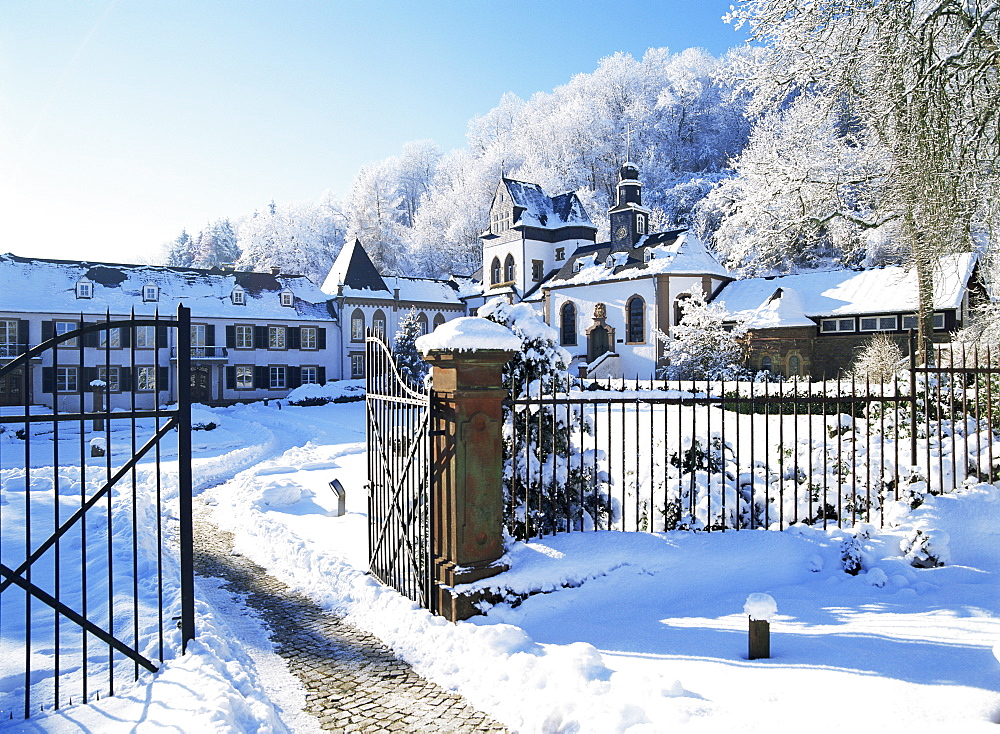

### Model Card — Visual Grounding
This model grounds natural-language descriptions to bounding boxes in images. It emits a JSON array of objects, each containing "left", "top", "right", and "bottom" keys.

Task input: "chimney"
[{"left": 270, "top": 266, "right": 281, "bottom": 276}]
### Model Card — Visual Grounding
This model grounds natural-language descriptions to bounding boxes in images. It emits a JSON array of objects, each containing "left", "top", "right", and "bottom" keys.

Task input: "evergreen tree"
[
  {"left": 164, "top": 229, "right": 195, "bottom": 267},
  {"left": 391, "top": 309, "right": 429, "bottom": 387}
]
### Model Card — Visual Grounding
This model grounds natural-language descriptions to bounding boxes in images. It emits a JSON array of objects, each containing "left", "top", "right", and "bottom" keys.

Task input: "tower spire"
[{"left": 625, "top": 123, "right": 632, "bottom": 163}]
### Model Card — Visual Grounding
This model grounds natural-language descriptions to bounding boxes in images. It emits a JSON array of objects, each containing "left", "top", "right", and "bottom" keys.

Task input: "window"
[
  {"left": 56, "top": 367, "right": 78, "bottom": 392},
  {"left": 280, "top": 290, "right": 294, "bottom": 307},
  {"left": 902, "top": 313, "right": 947, "bottom": 330},
  {"left": 573, "top": 260, "right": 583, "bottom": 273},
  {"left": 433, "top": 313, "right": 446, "bottom": 330},
  {"left": 300, "top": 366, "right": 318, "bottom": 385},
  {"left": 300, "top": 326, "right": 318, "bottom": 350},
  {"left": 231, "top": 287, "right": 245, "bottom": 305},
  {"left": 143, "top": 283, "right": 158, "bottom": 302},
  {"left": 820, "top": 318, "right": 855, "bottom": 333},
  {"left": 268, "top": 326, "right": 286, "bottom": 349},
  {"left": 637, "top": 216, "right": 645, "bottom": 235},
  {"left": 55, "top": 321, "right": 78, "bottom": 347},
  {"left": 643, "top": 249, "right": 653, "bottom": 263},
  {"left": 788, "top": 355, "right": 801, "bottom": 376},
  {"left": 235, "top": 365, "right": 254, "bottom": 389},
  {"left": 0, "top": 320, "right": 18, "bottom": 358},
  {"left": 135, "top": 325, "right": 157, "bottom": 348},
  {"left": 417, "top": 313, "right": 429, "bottom": 335},
  {"left": 761, "top": 356, "right": 773, "bottom": 373},
  {"left": 97, "top": 366, "right": 120, "bottom": 392},
  {"left": 76, "top": 279, "right": 92, "bottom": 299},
  {"left": 504, "top": 255, "right": 515, "bottom": 282},
  {"left": 491, "top": 257, "right": 501, "bottom": 285},
  {"left": 627, "top": 296, "right": 645, "bottom": 343},
  {"left": 99, "top": 328, "right": 121, "bottom": 348},
  {"left": 269, "top": 366, "right": 286, "bottom": 389},
  {"left": 555, "top": 247, "right": 565, "bottom": 261},
  {"left": 235, "top": 325, "right": 253, "bottom": 349},
  {"left": 351, "top": 309, "right": 365, "bottom": 341},
  {"left": 860, "top": 315, "right": 898, "bottom": 332},
  {"left": 350, "top": 353, "right": 365, "bottom": 378},
  {"left": 137, "top": 366, "right": 158, "bottom": 392},
  {"left": 532, "top": 260, "right": 544, "bottom": 281},
  {"left": 191, "top": 324, "right": 207, "bottom": 358},
  {"left": 373, "top": 310, "right": 387, "bottom": 336},
  {"left": 560, "top": 302, "right": 577, "bottom": 346},
  {"left": 605, "top": 256, "right": 615, "bottom": 269}
]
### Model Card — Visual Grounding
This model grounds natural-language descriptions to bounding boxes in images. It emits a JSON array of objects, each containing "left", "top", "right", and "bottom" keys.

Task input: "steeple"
[{"left": 608, "top": 161, "right": 650, "bottom": 249}]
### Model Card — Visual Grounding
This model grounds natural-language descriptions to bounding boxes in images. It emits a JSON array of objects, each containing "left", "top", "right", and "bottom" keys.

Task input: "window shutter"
[
  {"left": 156, "top": 325, "right": 168, "bottom": 347},
  {"left": 225, "top": 325, "right": 236, "bottom": 348},
  {"left": 158, "top": 366, "right": 169, "bottom": 392},
  {"left": 42, "top": 367, "right": 54, "bottom": 393},
  {"left": 205, "top": 324, "right": 216, "bottom": 348},
  {"left": 288, "top": 327, "right": 301, "bottom": 350},
  {"left": 287, "top": 366, "right": 301, "bottom": 389},
  {"left": 318, "top": 328, "right": 327, "bottom": 350},
  {"left": 255, "top": 366, "right": 268, "bottom": 389},
  {"left": 226, "top": 366, "right": 236, "bottom": 390},
  {"left": 17, "top": 320, "right": 28, "bottom": 354},
  {"left": 41, "top": 321, "right": 54, "bottom": 342},
  {"left": 84, "top": 367, "right": 97, "bottom": 385},
  {"left": 120, "top": 326, "right": 131, "bottom": 347},
  {"left": 254, "top": 326, "right": 268, "bottom": 349},
  {"left": 120, "top": 367, "right": 132, "bottom": 391},
  {"left": 82, "top": 324, "right": 99, "bottom": 348},
  {"left": 317, "top": 366, "right": 326, "bottom": 385}
]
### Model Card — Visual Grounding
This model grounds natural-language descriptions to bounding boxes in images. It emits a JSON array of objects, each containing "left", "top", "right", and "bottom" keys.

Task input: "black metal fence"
[
  {"left": 0, "top": 308, "right": 193, "bottom": 719},
  {"left": 505, "top": 342, "right": 1000, "bottom": 540},
  {"left": 365, "top": 331, "right": 434, "bottom": 611}
]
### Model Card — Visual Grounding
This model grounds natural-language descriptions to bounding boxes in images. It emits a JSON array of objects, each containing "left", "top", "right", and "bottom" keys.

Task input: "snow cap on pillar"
[{"left": 415, "top": 316, "right": 522, "bottom": 355}]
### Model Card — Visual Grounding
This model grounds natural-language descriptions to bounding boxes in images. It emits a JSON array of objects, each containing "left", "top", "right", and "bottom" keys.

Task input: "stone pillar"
[{"left": 421, "top": 348, "right": 514, "bottom": 622}]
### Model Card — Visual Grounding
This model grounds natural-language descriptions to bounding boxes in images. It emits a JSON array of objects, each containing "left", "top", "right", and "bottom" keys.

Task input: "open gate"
[
  {"left": 365, "top": 331, "right": 435, "bottom": 611},
  {"left": 0, "top": 307, "right": 193, "bottom": 719}
]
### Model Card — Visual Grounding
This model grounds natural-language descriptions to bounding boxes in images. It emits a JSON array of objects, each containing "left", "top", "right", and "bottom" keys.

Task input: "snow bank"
[
  {"left": 415, "top": 316, "right": 522, "bottom": 354},
  {"left": 285, "top": 379, "right": 365, "bottom": 405}
]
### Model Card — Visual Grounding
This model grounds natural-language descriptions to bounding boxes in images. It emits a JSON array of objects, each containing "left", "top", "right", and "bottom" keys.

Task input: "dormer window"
[
  {"left": 573, "top": 260, "right": 583, "bottom": 273},
  {"left": 280, "top": 289, "right": 294, "bottom": 307},
  {"left": 142, "top": 283, "right": 158, "bottom": 302},
  {"left": 605, "top": 256, "right": 615, "bottom": 269},
  {"left": 643, "top": 249, "right": 653, "bottom": 263},
  {"left": 76, "top": 279, "right": 93, "bottom": 299},
  {"left": 231, "top": 286, "right": 245, "bottom": 305}
]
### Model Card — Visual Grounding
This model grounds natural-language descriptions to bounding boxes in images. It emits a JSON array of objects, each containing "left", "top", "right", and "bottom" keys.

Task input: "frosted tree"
[
  {"left": 727, "top": 0, "right": 1000, "bottom": 358},
  {"left": 345, "top": 159, "right": 408, "bottom": 275},
  {"left": 391, "top": 308, "right": 429, "bottom": 387},
  {"left": 479, "top": 298, "right": 610, "bottom": 538},
  {"left": 656, "top": 285, "right": 748, "bottom": 380},
  {"left": 193, "top": 218, "right": 240, "bottom": 268},
  {"left": 164, "top": 229, "right": 195, "bottom": 267}
]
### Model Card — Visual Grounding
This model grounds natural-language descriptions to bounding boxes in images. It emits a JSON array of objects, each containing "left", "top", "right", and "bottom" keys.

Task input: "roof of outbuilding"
[{"left": 0, "top": 252, "right": 338, "bottom": 321}]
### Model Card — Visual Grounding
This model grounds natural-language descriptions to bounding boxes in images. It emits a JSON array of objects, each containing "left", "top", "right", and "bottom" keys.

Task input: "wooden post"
[
  {"left": 422, "top": 347, "right": 514, "bottom": 622},
  {"left": 748, "top": 619, "right": 770, "bottom": 660},
  {"left": 92, "top": 384, "right": 105, "bottom": 432}
]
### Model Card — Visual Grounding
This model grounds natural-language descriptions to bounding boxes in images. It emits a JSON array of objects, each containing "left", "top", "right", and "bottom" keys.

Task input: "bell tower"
[{"left": 608, "top": 161, "right": 651, "bottom": 250}]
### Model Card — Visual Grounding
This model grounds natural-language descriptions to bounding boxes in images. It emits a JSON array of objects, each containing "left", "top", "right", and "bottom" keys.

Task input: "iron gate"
[
  {"left": 0, "top": 307, "right": 193, "bottom": 719},
  {"left": 365, "top": 331, "right": 434, "bottom": 611}
]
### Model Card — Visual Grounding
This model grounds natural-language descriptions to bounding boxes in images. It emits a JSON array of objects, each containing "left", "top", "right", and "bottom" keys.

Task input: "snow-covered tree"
[
  {"left": 164, "top": 229, "right": 196, "bottom": 267},
  {"left": 391, "top": 308, "right": 429, "bottom": 388},
  {"left": 479, "top": 298, "right": 610, "bottom": 538},
  {"left": 192, "top": 218, "right": 240, "bottom": 268},
  {"left": 851, "top": 333, "right": 904, "bottom": 383},
  {"left": 656, "top": 285, "right": 748, "bottom": 380}
]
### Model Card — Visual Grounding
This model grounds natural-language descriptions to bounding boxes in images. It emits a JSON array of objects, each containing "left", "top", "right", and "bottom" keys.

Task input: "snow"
[
  {"left": 743, "top": 593, "right": 777, "bottom": 621},
  {"left": 5, "top": 396, "right": 1000, "bottom": 733},
  {"left": 415, "top": 316, "right": 522, "bottom": 354},
  {"left": 715, "top": 253, "right": 978, "bottom": 324}
]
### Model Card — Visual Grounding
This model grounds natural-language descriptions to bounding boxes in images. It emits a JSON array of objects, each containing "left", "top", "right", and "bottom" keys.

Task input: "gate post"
[{"left": 420, "top": 321, "right": 519, "bottom": 622}]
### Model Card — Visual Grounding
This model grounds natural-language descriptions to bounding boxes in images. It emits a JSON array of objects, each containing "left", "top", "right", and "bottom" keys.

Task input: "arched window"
[
  {"left": 433, "top": 313, "right": 446, "bottom": 330},
  {"left": 788, "top": 355, "right": 801, "bottom": 376},
  {"left": 504, "top": 254, "right": 515, "bottom": 283},
  {"left": 673, "top": 294, "right": 692, "bottom": 326},
  {"left": 761, "top": 355, "right": 773, "bottom": 373},
  {"left": 560, "top": 302, "right": 577, "bottom": 346},
  {"left": 626, "top": 296, "right": 645, "bottom": 343},
  {"left": 491, "top": 257, "right": 501, "bottom": 285},
  {"left": 372, "top": 309, "right": 387, "bottom": 336},
  {"left": 417, "top": 312, "right": 429, "bottom": 335},
  {"left": 351, "top": 308, "right": 365, "bottom": 341}
]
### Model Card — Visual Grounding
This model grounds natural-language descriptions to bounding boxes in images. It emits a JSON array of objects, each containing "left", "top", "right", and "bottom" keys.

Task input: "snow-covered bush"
[
  {"left": 392, "top": 308, "right": 430, "bottom": 388},
  {"left": 286, "top": 380, "right": 365, "bottom": 406},
  {"left": 480, "top": 298, "right": 611, "bottom": 538},
  {"left": 656, "top": 285, "right": 748, "bottom": 380},
  {"left": 900, "top": 528, "right": 949, "bottom": 568},
  {"left": 840, "top": 529, "right": 869, "bottom": 575},
  {"left": 851, "top": 333, "right": 904, "bottom": 383}
]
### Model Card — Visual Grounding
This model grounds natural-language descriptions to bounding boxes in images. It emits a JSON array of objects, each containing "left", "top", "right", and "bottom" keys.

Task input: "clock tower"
[{"left": 608, "top": 161, "right": 651, "bottom": 250}]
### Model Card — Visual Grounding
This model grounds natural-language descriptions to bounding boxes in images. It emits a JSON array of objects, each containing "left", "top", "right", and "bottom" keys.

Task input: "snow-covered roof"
[
  {"left": 714, "top": 253, "right": 978, "bottom": 325},
  {"left": 0, "top": 253, "right": 338, "bottom": 321},
  {"left": 502, "top": 179, "right": 594, "bottom": 230},
  {"left": 321, "top": 240, "right": 462, "bottom": 305},
  {"left": 547, "top": 230, "right": 730, "bottom": 287}
]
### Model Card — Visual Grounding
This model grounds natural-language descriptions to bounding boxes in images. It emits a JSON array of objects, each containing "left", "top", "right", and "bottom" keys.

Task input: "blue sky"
[{"left": 1, "top": 1, "right": 749, "bottom": 263}]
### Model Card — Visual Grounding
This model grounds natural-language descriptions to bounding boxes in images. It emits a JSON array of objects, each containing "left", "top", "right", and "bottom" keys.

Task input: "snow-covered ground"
[{"left": 3, "top": 392, "right": 1000, "bottom": 733}]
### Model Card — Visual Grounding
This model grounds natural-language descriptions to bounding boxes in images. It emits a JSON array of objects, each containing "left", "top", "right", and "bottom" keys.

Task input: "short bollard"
[
  {"left": 744, "top": 593, "right": 777, "bottom": 660},
  {"left": 328, "top": 479, "right": 346, "bottom": 517}
]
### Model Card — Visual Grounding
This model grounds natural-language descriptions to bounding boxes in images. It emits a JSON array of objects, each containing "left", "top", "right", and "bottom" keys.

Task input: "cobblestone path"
[{"left": 193, "top": 507, "right": 509, "bottom": 733}]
